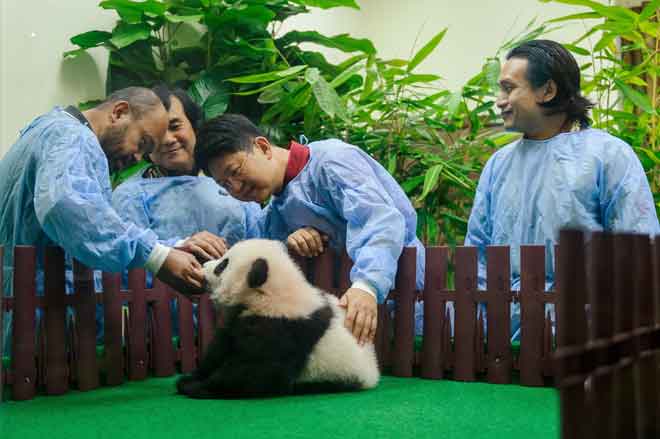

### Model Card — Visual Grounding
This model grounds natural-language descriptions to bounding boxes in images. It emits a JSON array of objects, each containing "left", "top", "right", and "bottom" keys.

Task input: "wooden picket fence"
[
  {"left": 1, "top": 243, "right": 559, "bottom": 402},
  {"left": 555, "top": 230, "right": 660, "bottom": 439}
]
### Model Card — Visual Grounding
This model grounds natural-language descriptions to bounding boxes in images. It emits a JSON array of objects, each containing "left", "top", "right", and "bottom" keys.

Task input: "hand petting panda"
[
  {"left": 286, "top": 227, "right": 378, "bottom": 345},
  {"left": 176, "top": 239, "right": 380, "bottom": 399}
]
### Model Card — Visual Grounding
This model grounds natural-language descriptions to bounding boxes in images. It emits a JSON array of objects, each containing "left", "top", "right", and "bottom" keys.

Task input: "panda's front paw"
[{"left": 176, "top": 375, "right": 202, "bottom": 395}]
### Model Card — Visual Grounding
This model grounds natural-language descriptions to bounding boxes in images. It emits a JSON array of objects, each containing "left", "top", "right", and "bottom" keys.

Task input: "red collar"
[{"left": 283, "top": 141, "right": 310, "bottom": 188}]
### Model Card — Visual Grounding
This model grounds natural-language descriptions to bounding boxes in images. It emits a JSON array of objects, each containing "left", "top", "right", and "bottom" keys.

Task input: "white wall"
[{"left": 1, "top": 0, "right": 597, "bottom": 158}]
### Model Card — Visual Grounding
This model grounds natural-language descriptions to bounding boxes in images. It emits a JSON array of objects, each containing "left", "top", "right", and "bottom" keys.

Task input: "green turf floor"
[{"left": 0, "top": 375, "right": 558, "bottom": 439}]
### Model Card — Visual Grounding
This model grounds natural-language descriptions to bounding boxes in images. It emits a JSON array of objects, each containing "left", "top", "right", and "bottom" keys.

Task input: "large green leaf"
[
  {"left": 203, "top": 90, "right": 230, "bottom": 119},
  {"left": 164, "top": 12, "right": 204, "bottom": 23},
  {"left": 226, "top": 65, "right": 307, "bottom": 84},
  {"left": 110, "top": 23, "right": 152, "bottom": 49},
  {"left": 614, "top": 79, "right": 655, "bottom": 114},
  {"left": 70, "top": 30, "right": 113, "bottom": 48},
  {"left": 407, "top": 28, "right": 447, "bottom": 73},
  {"left": 189, "top": 71, "right": 226, "bottom": 105},
  {"left": 290, "top": 0, "right": 359, "bottom": 9},
  {"left": 205, "top": 6, "right": 275, "bottom": 30},
  {"left": 278, "top": 31, "right": 376, "bottom": 54},
  {"left": 307, "top": 69, "right": 349, "bottom": 121},
  {"left": 100, "top": 0, "right": 168, "bottom": 23}
]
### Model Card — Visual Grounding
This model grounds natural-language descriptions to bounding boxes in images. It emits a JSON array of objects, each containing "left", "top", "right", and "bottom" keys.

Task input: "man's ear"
[
  {"left": 110, "top": 101, "right": 130, "bottom": 124},
  {"left": 247, "top": 258, "right": 268, "bottom": 289},
  {"left": 254, "top": 136, "right": 273, "bottom": 160},
  {"left": 538, "top": 79, "right": 557, "bottom": 104}
]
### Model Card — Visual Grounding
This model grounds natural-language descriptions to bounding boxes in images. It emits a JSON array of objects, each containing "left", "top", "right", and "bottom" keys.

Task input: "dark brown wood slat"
[
  {"left": 198, "top": 294, "right": 215, "bottom": 358},
  {"left": 151, "top": 279, "right": 175, "bottom": 377},
  {"left": 556, "top": 230, "right": 588, "bottom": 439},
  {"left": 12, "top": 246, "right": 37, "bottom": 401},
  {"left": 44, "top": 247, "right": 68, "bottom": 395},
  {"left": 613, "top": 234, "right": 637, "bottom": 439},
  {"left": 176, "top": 293, "right": 195, "bottom": 373},
  {"left": 454, "top": 246, "right": 477, "bottom": 381},
  {"left": 392, "top": 247, "right": 417, "bottom": 377},
  {"left": 519, "top": 245, "right": 546, "bottom": 386},
  {"left": 102, "top": 272, "right": 123, "bottom": 386},
  {"left": 312, "top": 250, "right": 335, "bottom": 293},
  {"left": 486, "top": 246, "right": 512, "bottom": 384},
  {"left": 127, "top": 269, "right": 148, "bottom": 380},
  {"left": 0, "top": 246, "right": 3, "bottom": 402},
  {"left": 421, "top": 246, "right": 447, "bottom": 380},
  {"left": 587, "top": 232, "right": 615, "bottom": 439},
  {"left": 73, "top": 261, "right": 99, "bottom": 391},
  {"left": 633, "top": 234, "right": 655, "bottom": 439}
]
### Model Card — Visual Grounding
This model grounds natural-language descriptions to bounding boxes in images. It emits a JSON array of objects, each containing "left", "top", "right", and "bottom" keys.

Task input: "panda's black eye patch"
[{"left": 214, "top": 258, "right": 229, "bottom": 276}]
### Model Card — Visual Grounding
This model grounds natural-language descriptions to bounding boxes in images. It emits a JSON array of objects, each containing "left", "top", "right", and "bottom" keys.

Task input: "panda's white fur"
[{"left": 177, "top": 239, "right": 379, "bottom": 398}]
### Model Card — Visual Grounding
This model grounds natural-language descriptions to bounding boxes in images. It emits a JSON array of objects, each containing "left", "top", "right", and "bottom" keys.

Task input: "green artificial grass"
[{"left": 0, "top": 375, "right": 558, "bottom": 439}]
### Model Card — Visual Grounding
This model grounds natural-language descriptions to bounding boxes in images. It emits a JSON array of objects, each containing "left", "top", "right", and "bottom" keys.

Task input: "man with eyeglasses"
[{"left": 194, "top": 113, "right": 425, "bottom": 345}]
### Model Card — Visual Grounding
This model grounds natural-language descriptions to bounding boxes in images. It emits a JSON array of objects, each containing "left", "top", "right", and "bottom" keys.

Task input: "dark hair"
[
  {"left": 99, "top": 86, "right": 165, "bottom": 120},
  {"left": 151, "top": 84, "right": 204, "bottom": 130},
  {"left": 195, "top": 114, "right": 265, "bottom": 175},
  {"left": 506, "top": 39, "right": 593, "bottom": 128}
]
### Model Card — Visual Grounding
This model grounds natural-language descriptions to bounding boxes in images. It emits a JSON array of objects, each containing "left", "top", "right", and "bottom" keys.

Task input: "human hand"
[
  {"left": 286, "top": 227, "right": 328, "bottom": 257},
  {"left": 338, "top": 288, "right": 377, "bottom": 346},
  {"left": 157, "top": 248, "right": 205, "bottom": 294},
  {"left": 177, "top": 231, "right": 228, "bottom": 262}
]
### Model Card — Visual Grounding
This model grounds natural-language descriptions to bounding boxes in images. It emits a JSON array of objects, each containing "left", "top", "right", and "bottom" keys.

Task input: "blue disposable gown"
[
  {"left": 261, "top": 139, "right": 425, "bottom": 303},
  {"left": 0, "top": 107, "right": 166, "bottom": 351},
  {"left": 112, "top": 169, "right": 262, "bottom": 246},
  {"left": 465, "top": 128, "right": 660, "bottom": 339}
]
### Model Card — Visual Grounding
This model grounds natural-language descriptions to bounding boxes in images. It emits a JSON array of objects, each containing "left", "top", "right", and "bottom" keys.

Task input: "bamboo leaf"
[
  {"left": 614, "top": 79, "right": 655, "bottom": 114},
  {"left": 278, "top": 31, "right": 376, "bottom": 54},
  {"left": 546, "top": 12, "right": 601, "bottom": 23},
  {"left": 395, "top": 74, "right": 442, "bottom": 86},
  {"left": 226, "top": 65, "right": 307, "bottom": 84},
  {"left": 407, "top": 28, "right": 447, "bottom": 73},
  {"left": 563, "top": 44, "right": 590, "bottom": 56},
  {"left": 640, "top": 0, "right": 660, "bottom": 21},
  {"left": 419, "top": 164, "right": 444, "bottom": 201}
]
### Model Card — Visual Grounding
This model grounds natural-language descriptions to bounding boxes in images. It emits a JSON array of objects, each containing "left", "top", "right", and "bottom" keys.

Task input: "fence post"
[
  {"left": 102, "top": 272, "right": 123, "bottom": 386},
  {"left": 127, "top": 269, "right": 148, "bottom": 380},
  {"left": 73, "top": 261, "right": 99, "bottom": 391},
  {"left": 556, "top": 230, "right": 588, "bottom": 439},
  {"left": 454, "top": 246, "right": 477, "bottom": 381},
  {"left": 198, "top": 294, "right": 215, "bottom": 359},
  {"left": 151, "top": 279, "right": 175, "bottom": 377},
  {"left": 392, "top": 247, "right": 416, "bottom": 377},
  {"left": 613, "top": 234, "right": 638, "bottom": 438},
  {"left": 0, "top": 246, "right": 3, "bottom": 403},
  {"left": 486, "top": 246, "right": 512, "bottom": 384},
  {"left": 44, "top": 247, "right": 68, "bottom": 395},
  {"left": 421, "top": 246, "right": 447, "bottom": 380},
  {"left": 177, "top": 292, "right": 195, "bottom": 373},
  {"left": 633, "top": 234, "right": 655, "bottom": 438},
  {"left": 12, "top": 246, "right": 37, "bottom": 401},
  {"left": 587, "top": 232, "right": 615, "bottom": 439},
  {"left": 519, "top": 245, "right": 546, "bottom": 386}
]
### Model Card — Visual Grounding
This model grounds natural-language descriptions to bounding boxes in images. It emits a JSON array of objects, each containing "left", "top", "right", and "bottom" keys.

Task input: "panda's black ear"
[{"left": 247, "top": 258, "right": 268, "bottom": 289}]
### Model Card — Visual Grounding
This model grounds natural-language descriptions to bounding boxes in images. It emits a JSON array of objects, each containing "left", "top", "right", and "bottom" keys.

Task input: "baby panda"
[{"left": 176, "top": 239, "right": 379, "bottom": 398}]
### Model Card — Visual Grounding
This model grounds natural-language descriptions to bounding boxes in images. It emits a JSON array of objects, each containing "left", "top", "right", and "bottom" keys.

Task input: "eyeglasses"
[{"left": 218, "top": 153, "right": 248, "bottom": 191}]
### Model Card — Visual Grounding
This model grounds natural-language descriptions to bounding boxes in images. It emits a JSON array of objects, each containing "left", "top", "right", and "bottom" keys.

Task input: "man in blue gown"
[
  {"left": 194, "top": 114, "right": 425, "bottom": 344},
  {"left": 464, "top": 40, "right": 660, "bottom": 340}
]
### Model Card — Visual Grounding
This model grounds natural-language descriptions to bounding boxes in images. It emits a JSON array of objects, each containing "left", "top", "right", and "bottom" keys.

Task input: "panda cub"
[{"left": 177, "top": 239, "right": 380, "bottom": 398}]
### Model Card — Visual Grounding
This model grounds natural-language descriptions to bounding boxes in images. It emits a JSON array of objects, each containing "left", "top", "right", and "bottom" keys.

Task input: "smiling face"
[
  {"left": 100, "top": 101, "right": 168, "bottom": 173},
  {"left": 148, "top": 96, "right": 197, "bottom": 174},
  {"left": 206, "top": 137, "right": 278, "bottom": 203},
  {"left": 496, "top": 58, "right": 550, "bottom": 136}
]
